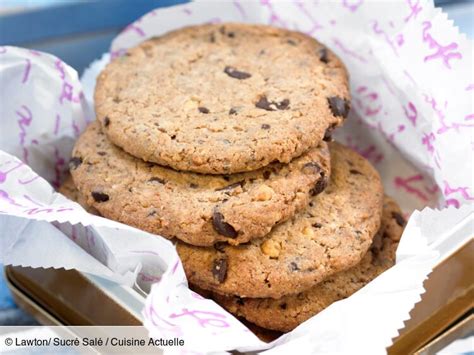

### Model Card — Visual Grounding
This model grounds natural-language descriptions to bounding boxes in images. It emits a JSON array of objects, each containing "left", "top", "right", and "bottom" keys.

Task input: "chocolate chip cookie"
[
  {"left": 177, "top": 142, "right": 384, "bottom": 298},
  {"left": 95, "top": 23, "right": 350, "bottom": 174},
  {"left": 69, "top": 122, "right": 330, "bottom": 246},
  {"left": 58, "top": 174, "right": 98, "bottom": 215},
  {"left": 206, "top": 196, "right": 405, "bottom": 332}
]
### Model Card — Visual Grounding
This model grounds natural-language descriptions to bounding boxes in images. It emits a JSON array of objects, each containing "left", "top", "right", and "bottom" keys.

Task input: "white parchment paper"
[{"left": 1, "top": 1, "right": 473, "bottom": 353}]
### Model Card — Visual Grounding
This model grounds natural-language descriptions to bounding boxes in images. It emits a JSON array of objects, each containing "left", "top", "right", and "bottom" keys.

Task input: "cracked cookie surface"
[
  {"left": 95, "top": 23, "right": 350, "bottom": 174},
  {"left": 176, "top": 142, "right": 384, "bottom": 298},
  {"left": 69, "top": 122, "right": 330, "bottom": 246},
  {"left": 205, "top": 196, "right": 404, "bottom": 332}
]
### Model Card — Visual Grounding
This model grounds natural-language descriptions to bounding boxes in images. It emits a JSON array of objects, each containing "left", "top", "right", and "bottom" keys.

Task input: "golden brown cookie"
[
  {"left": 207, "top": 196, "right": 405, "bottom": 332},
  {"left": 177, "top": 142, "right": 384, "bottom": 298},
  {"left": 69, "top": 122, "right": 330, "bottom": 246},
  {"left": 58, "top": 174, "right": 98, "bottom": 214},
  {"left": 95, "top": 23, "right": 350, "bottom": 174}
]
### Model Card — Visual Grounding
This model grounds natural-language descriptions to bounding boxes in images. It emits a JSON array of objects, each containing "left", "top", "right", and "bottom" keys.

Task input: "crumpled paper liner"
[{"left": 0, "top": 0, "right": 472, "bottom": 353}]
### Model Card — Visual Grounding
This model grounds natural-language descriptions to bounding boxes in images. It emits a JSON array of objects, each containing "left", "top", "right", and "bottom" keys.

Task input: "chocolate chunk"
[
  {"left": 287, "top": 39, "right": 297, "bottom": 46},
  {"left": 229, "top": 107, "right": 238, "bottom": 115},
  {"left": 279, "top": 303, "right": 288, "bottom": 310},
  {"left": 290, "top": 262, "right": 300, "bottom": 271},
  {"left": 236, "top": 297, "right": 245, "bottom": 306},
  {"left": 97, "top": 151, "right": 107, "bottom": 156},
  {"left": 69, "top": 157, "right": 82, "bottom": 170},
  {"left": 103, "top": 117, "right": 110, "bottom": 127},
  {"left": 215, "top": 180, "right": 245, "bottom": 191},
  {"left": 189, "top": 183, "right": 199, "bottom": 189},
  {"left": 209, "top": 33, "right": 216, "bottom": 43},
  {"left": 255, "top": 96, "right": 274, "bottom": 111},
  {"left": 263, "top": 170, "right": 271, "bottom": 179},
  {"left": 323, "top": 124, "right": 337, "bottom": 142},
  {"left": 302, "top": 162, "right": 321, "bottom": 175},
  {"left": 276, "top": 99, "right": 290, "bottom": 110},
  {"left": 212, "top": 211, "right": 238, "bottom": 238},
  {"left": 224, "top": 66, "right": 251, "bottom": 80},
  {"left": 212, "top": 258, "right": 228, "bottom": 283},
  {"left": 391, "top": 212, "right": 406, "bottom": 226},
  {"left": 198, "top": 107, "right": 210, "bottom": 114},
  {"left": 319, "top": 47, "right": 329, "bottom": 63},
  {"left": 310, "top": 173, "right": 328, "bottom": 196},
  {"left": 148, "top": 177, "right": 166, "bottom": 184},
  {"left": 312, "top": 223, "right": 322, "bottom": 228},
  {"left": 349, "top": 169, "right": 362, "bottom": 175},
  {"left": 147, "top": 209, "right": 157, "bottom": 217},
  {"left": 223, "top": 175, "right": 231, "bottom": 181},
  {"left": 261, "top": 123, "right": 271, "bottom": 130},
  {"left": 91, "top": 191, "right": 109, "bottom": 203},
  {"left": 227, "top": 32, "right": 235, "bottom": 38},
  {"left": 328, "top": 97, "right": 350, "bottom": 118},
  {"left": 214, "top": 242, "right": 227, "bottom": 252},
  {"left": 255, "top": 96, "right": 290, "bottom": 111}
]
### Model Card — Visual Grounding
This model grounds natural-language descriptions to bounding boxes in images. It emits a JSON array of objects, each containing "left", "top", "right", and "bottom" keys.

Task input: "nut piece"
[
  {"left": 261, "top": 239, "right": 282, "bottom": 258},
  {"left": 302, "top": 226, "right": 314, "bottom": 238},
  {"left": 253, "top": 185, "right": 274, "bottom": 201}
]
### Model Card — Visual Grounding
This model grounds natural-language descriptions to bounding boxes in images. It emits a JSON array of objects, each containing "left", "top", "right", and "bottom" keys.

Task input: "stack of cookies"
[{"left": 63, "top": 23, "right": 406, "bottom": 337}]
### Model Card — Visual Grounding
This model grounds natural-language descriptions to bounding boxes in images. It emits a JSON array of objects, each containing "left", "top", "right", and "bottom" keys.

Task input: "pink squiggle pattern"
[
  {"left": 465, "top": 114, "right": 474, "bottom": 121},
  {"left": 424, "top": 95, "right": 474, "bottom": 134},
  {"left": 345, "top": 136, "right": 384, "bottom": 164},
  {"left": 29, "top": 49, "right": 41, "bottom": 56},
  {"left": 380, "top": 122, "right": 406, "bottom": 142},
  {"left": 0, "top": 161, "right": 24, "bottom": 184},
  {"left": 233, "top": 0, "right": 247, "bottom": 20},
  {"left": 294, "top": 1, "right": 323, "bottom": 35},
  {"left": 403, "top": 102, "right": 417, "bottom": 126},
  {"left": 122, "top": 23, "right": 146, "bottom": 38},
  {"left": 55, "top": 59, "right": 66, "bottom": 79},
  {"left": 261, "top": 0, "right": 288, "bottom": 28},
  {"left": 394, "top": 174, "right": 439, "bottom": 202},
  {"left": 110, "top": 48, "right": 127, "bottom": 60},
  {"left": 342, "top": 0, "right": 363, "bottom": 12},
  {"left": 332, "top": 38, "right": 367, "bottom": 63},
  {"left": 421, "top": 132, "right": 435, "bottom": 154},
  {"left": 54, "top": 114, "right": 61, "bottom": 135},
  {"left": 465, "top": 84, "right": 474, "bottom": 91},
  {"left": 171, "top": 260, "right": 180, "bottom": 275},
  {"left": 444, "top": 181, "right": 474, "bottom": 202},
  {"left": 422, "top": 21, "right": 462, "bottom": 69},
  {"left": 18, "top": 175, "right": 39, "bottom": 185},
  {"left": 354, "top": 86, "right": 382, "bottom": 117},
  {"left": 372, "top": 21, "right": 399, "bottom": 56},
  {"left": 0, "top": 190, "right": 25, "bottom": 207},
  {"left": 52, "top": 146, "right": 65, "bottom": 188},
  {"left": 169, "top": 308, "right": 230, "bottom": 329},
  {"left": 146, "top": 300, "right": 183, "bottom": 338},
  {"left": 139, "top": 272, "right": 162, "bottom": 283},
  {"left": 72, "top": 120, "right": 81, "bottom": 138},
  {"left": 23, "top": 195, "right": 43, "bottom": 207},
  {"left": 22, "top": 59, "right": 31, "bottom": 84},
  {"left": 420, "top": 131, "right": 442, "bottom": 169},
  {"left": 15, "top": 105, "right": 33, "bottom": 163},
  {"left": 404, "top": 0, "right": 422, "bottom": 23}
]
